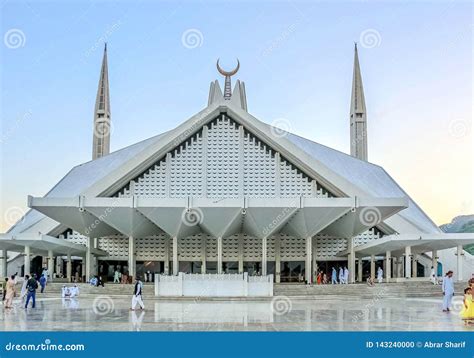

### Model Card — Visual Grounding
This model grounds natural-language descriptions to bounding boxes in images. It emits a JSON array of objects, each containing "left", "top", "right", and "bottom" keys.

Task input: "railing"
[{"left": 154, "top": 272, "right": 273, "bottom": 297}]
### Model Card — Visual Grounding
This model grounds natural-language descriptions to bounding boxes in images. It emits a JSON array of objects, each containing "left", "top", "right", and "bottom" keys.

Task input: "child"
[{"left": 460, "top": 287, "right": 474, "bottom": 324}]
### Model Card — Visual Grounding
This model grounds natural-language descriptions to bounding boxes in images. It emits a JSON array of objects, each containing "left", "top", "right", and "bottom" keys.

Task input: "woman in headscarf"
[{"left": 4, "top": 275, "right": 17, "bottom": 309}]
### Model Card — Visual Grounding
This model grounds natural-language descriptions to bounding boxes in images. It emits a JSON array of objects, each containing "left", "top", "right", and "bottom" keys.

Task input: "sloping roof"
[
  {"left": 282, "top": 131, "right": 440, "bottom": 234},
  {"left": 6, "top": 103, "right": 440, "bottom": 236},
  {"left": 7, "top": 132, "right": 168, "bottom": 235}
]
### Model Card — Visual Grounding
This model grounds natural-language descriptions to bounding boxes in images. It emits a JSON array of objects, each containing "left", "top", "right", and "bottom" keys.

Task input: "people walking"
[
  {"left": 442, "top": 270, "right": 454, "bottom": 312},
  {"left": 331, "top": 267, "right": 338, "bottom": 284},
  {"left": 430, "top": 266, "right": 437, "bottom": 285},
  {"left": 113, "top": 269, "right": 121, "bottom": 283},
  {"left": 460, "top": 287, "right": 474, "bottom": 323},
  {"left": 131, "top": 276, "right": 145, "bottom": 311},
  {"left": 338, "top": 267, "right": 344, "bottom": 284},
  {"left": 377, "top": 267, "right": 383, "bottom": 283},
  {"left": 39, "top": 274, "right": 46, "bottom": 293},
  {"left": 25, "top": 274, "right": 38, "bottom": 309},
  {"left": 343, "top": 267, "right": 349, "bottom": 284},
  {"left": 20, "top": 275, "right": 29, "bottom": 302},
  {"left": 4, "top": 275, "right": 16, "bottom": 309}
]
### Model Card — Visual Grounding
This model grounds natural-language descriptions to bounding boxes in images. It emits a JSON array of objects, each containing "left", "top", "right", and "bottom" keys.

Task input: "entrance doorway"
[{"left": 280, "top": 261, "right": 305, "bottom": 283}]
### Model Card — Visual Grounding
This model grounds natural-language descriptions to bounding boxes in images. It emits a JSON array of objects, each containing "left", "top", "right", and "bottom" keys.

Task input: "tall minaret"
[
  {"left": 350, "top": 43, "right": 368, "bottom": 161},
  {"left": 92, "top": 43, "right": 111, "bottom": 160}
]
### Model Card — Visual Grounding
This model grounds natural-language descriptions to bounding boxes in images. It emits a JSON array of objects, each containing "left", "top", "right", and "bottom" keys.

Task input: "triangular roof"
[{"left": 7, "top": 87, "right": 441, "bottom": 237}]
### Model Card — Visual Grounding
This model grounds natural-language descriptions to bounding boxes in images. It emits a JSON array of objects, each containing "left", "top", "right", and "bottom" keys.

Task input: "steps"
[
  {"left": 32, "top": 281, "right": 469, "bottom": 300},
  {"left": 274, "top": 282, "right": 467, "bottom": 299}
]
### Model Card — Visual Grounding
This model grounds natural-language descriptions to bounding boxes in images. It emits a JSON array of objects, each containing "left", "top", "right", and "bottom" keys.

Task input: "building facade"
[{"left": 2, "top": 47, "right": 473, "bottom": 285}]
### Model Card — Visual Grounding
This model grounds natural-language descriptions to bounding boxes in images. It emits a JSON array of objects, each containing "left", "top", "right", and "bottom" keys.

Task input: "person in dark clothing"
[
  {"left": 25, "top": 274, "right": 38, "bottom": 308},
  {"left": 2, "top": 277, "right": 8, "bottom": 302},
  {"left": 130, "top": 276, "right": 144, "bottom": 310},
  {"left": 96, "top": 276, "right": 104, "bottom": 287}
]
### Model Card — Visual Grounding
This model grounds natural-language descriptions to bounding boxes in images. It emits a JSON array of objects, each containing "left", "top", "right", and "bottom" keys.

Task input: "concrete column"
[
  {"left": 24, "top": 246, "right": 31, "bottom": 276},
  {"left": 47, "top": 250, "right": 54, "bottom": 282},
  {"left": 66, "top": 253, "right": 72, "bottom": 282},
  {"left": 56, "top": 256, "right": 62, "bottom": 277},
  {"left": 275, "top": 236, "right": 281, "bottom": 283},
  {"left": 217, "top": 237, "right": 223, "bottom": 274},
  {"left": 432, "top": 250, "right": 438, "bottom": 277},
  {"left": 347, "top": 237, "right": 355, "bottom": 283},
  {"left": 412, "top": 254, "right": 418, "bottom": 278},
  {"left": 164, "top": 236, "right": 170, "bottom": 275},
  {"left": 85, "top": 237, "right": 93, "bottom": 281},
  {"left": 262, "top": 237, "right": 268, "bottom": 276},
  {"left": 457, "top": 245, "right": 463, "bottom": 282},
  {"left": 370, "top": 254, "right": 375, "bottom": 279},
  {"left": 357, "top": 258, "right": 363, "bottom": 282},
  {"left": 385, "top": 251, "right": 391, "bottom": 282},
  {"left": 129, "top": 236, "right": 136, "bottom": 278},
  {"left": 201, "top": 236, "right": 207, "bottom": 274},
  {"left": 398, "top": 256, "right": 404, "bottom": 278},
  {"left": 405, "top": 246, "right": 411, "bottom": 279},
  {"left": 305, "top": 236, "right": 312, "bottom": 283},
  {"left": 173, "top": 236, "right": 178, "bottom": 276},
  {"left": 1, "top": 249, "right": 7, "bottom": 278},
  {"left": 238, "top": 234, "right": 244, "bottom": 274}
]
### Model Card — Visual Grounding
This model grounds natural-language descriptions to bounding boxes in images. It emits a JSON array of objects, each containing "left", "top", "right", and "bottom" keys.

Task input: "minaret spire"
[
  {"left": 350, "top": 43, "right": 368, "bottom": 161},
  {"left": 92, "top": 43, "right": 111, "bottom": 160}
]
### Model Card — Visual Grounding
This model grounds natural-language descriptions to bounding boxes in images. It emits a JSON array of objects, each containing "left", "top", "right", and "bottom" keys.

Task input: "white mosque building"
[{"left": 1, "top": 44, "right": 473, "bottom": 287}]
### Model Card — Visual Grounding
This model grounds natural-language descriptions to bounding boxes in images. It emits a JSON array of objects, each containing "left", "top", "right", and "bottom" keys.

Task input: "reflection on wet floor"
[{"left": 1, "top": 296, "right": 472, "bottom": 331}]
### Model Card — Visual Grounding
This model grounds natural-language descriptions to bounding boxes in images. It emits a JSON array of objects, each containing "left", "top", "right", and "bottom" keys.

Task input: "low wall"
[{"left": 154, "top": 273, "right": 273, "bottom": 297}]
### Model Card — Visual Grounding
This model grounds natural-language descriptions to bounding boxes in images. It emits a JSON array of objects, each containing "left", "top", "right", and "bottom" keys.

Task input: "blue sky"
[{"left": 1, "top": 0, "right": 472, "bottom": 231}]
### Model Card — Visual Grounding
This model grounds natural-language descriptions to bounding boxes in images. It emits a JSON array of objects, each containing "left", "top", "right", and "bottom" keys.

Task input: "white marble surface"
[{"left": 1, "top": 296, "right": 472, "bottom": 331}]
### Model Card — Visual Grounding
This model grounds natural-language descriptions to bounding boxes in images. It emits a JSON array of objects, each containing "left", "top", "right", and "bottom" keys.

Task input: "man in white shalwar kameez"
[
  {"left": 430, "top": 266, "right": 437, "bottom": 285},
  {"left": 338, "top": 267, "right": 344, "bottom": 284},
  {"left": 442, "top": 271, "right": 454, "bottom": 312},
  {"left": 20, "top": 275, "right": 29, "bottom": 303},
  {"left": 377, "top": 267, "right": 383, "bottom": 283},
  {"left": 131, "top": 277, "right": 145, "bottom": 310},
  {"left": 343, "top": 267, "right": 349, "bottom": 284}
]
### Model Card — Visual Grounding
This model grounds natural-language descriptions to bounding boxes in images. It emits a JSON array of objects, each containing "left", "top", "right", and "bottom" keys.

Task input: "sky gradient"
[{"left": 1, "top": 0, "right": 472, "bottom": 232}]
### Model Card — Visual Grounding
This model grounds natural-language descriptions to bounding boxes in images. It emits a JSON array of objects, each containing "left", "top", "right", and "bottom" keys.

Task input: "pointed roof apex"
[
  {"left": 351, "top": 43, "right": 366, "bottom": 114},
  {"left": 104, "top": 42, "right": 107, "bottom": 52}
]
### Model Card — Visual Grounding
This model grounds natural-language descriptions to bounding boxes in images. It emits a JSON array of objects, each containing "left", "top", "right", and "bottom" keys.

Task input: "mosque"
[{"left": 1, "top": 44, "right": 473, "bottom": 287}]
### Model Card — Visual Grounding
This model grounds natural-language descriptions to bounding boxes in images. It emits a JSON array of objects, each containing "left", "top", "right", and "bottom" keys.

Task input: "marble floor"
[{"left": 1, "top": 295, "right": 472, "bottom": 331}]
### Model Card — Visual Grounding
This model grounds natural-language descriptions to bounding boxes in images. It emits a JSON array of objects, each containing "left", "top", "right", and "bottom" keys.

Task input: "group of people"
[
  {"left": 2, "top": 273, "right": 43, "bottom": 309},
  {"left": 89, "top": 275, "right": 105, "bottom": 287},
  {"left": 441, "top": 271, "right": 474, "bottom": 324},
  {"left": 61, "top": 284, "right": 80, "bottom": 298}
]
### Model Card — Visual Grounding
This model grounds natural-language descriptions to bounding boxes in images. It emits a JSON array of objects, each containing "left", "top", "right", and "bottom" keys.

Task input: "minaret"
[
  {"left": 92, "top": 43, "right": 111, "bottom": 160},
  {"left": 350, "top": 43, "right": 368, "bottom": 161}
]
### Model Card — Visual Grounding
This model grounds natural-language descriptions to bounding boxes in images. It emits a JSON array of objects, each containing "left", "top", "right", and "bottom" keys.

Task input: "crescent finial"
[{"left": 216, "top": 58, "right": 240, "bottom": 77}]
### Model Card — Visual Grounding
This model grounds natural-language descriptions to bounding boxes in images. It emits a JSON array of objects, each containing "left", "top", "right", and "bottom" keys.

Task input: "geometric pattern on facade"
[{"left": 115, "top": 115, "right": 332, "bottom": 199}]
